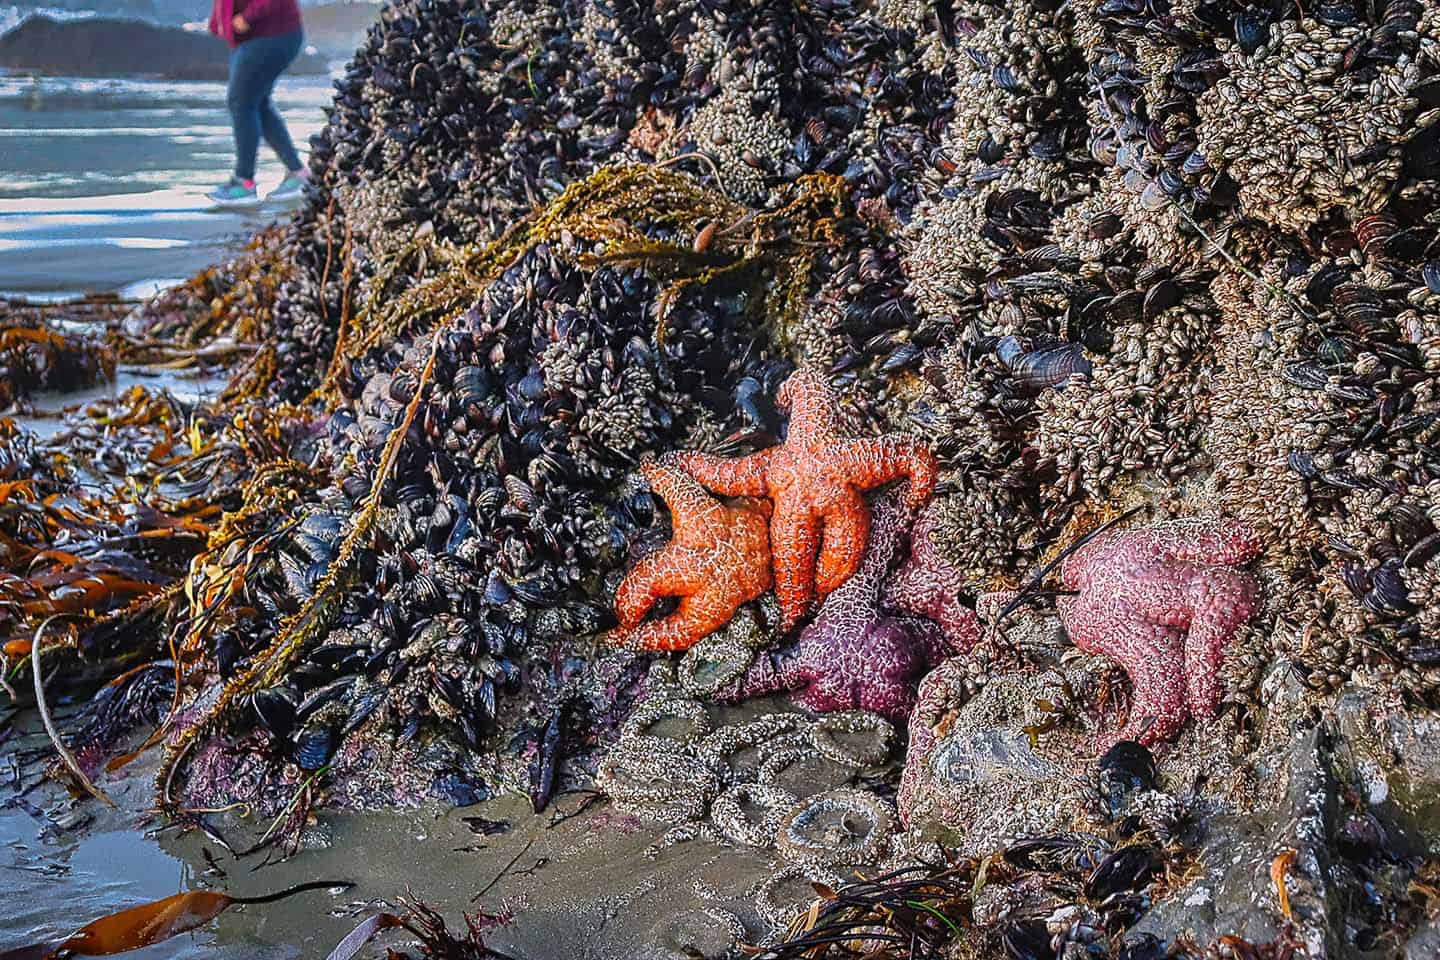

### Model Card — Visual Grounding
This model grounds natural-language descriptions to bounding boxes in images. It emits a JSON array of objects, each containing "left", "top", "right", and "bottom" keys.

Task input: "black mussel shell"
[
  {"left": 1404, "top": 645, "right": 1440, "bottom": 666},
  {"left": 1341, "top": 562, "right": 1372, "bottom": 599},
  {"left": 1423, "top": 261, "right": 1440, "bottom": 295},
  {"left": 999, "top": 919, "right": 1055, "bottom": 960},
  {"left": 483, "top": 570, "right": 512, "bottom": 605},
  {"left": 1363, "top": 558, "right": 1414, "bottom": 618},
  {"left": 1315, "top": 335, "right": 1357, "bottom": 366},
  {"left": 1287, "top": 450, "right": 1319, "bottom": 479},
  {"left": 1234, "top": 9, "right": 1273, "bottom": 53},
  {"left": 431, "top": 772, "right": 488, "bottom": 807},
  {"left": 1389, "top": 502, "right": 1435, "bottom": 550},
  {"left": 292, "top": 723, "right": 337, "bottom": 771},
  {"left": 1001, "top": 339, "right": 1092, "bottom": 393},
  {"left": 342, "top": 684, "right": 386, "bottom": 736},
  {"left": 1004, "top": 835, "right": 1096, "bottom": 872},
  {"left": 1313, "top": 2, "right": 1359, "bottom": 27},
  {"left": 300, "top": 511, "right": 342, "bottom": 540},
  {"left": 1028, "top": 129, "right": 1065, "bottom": 161},
  {"left": 1405, "top": 532, "right": 1440, "bottom": 568},
  {"left": 1282, "top": 361, "right": 1328, "bottom": 391},
  {"left": 1181, "top": 149, "right": 1211, "bottom": 176},
  {"left": 518, "top": 368, "right": 546, "bottom": 401},
  {"left": 1085, "top": 846, "right": 1160, "bottom": 900},
  {"left": 296, "top": 676, "right": 355, "bottom": 720},
  {"left": 1306, "top": 263, "right": 1350, "bottom": 306},
  {"left": 1098, "top": 740, "right": 1157, "bottom": 795},
  {"left": 252, "top": 686, "right": 298, "bottom": 740},
  {"left": 213, "top": 630, "right": 246, "bottom": 678},
  {"left": 1142, "top": 278, "right": 1181, "bottom": 320}
]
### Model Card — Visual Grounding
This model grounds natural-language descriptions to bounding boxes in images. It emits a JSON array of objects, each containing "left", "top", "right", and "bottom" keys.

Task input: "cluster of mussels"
[
  {"left": 126, "top": 0, "right": 1440, "bottom": 829},
  {"left": 886, "top": 0, "right": 1440, "bottom": 704},
  {"left": 245, "top": 0, "right": 966, "bottom": 403},
  {"left": 160, "top": 230, "right": 782, "bottom": 808}
]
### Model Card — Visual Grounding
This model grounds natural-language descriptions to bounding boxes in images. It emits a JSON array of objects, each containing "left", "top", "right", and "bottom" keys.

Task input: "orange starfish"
[
  {"left": 612, "top": 460, "right": 773, "bottom": 652},
  {"left": 673, "top": 368, "right": 938, "bottom": 631}
]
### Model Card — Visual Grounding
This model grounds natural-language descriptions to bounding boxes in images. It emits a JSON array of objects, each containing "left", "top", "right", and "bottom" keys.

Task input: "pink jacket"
[{"left": 209, "top": 0, "right": 302, "bottom": 48}]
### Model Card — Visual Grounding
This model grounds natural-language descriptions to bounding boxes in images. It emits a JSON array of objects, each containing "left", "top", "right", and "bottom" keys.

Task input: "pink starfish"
[
  {"left": 717, "top": 495, "right": 952, "bottom": 721},
  {"left": 1057, "top": 517, "right": 1262, "bottom": 746},
  {"left": 884, "top": 501, "right": 981, "bottom": 653}
]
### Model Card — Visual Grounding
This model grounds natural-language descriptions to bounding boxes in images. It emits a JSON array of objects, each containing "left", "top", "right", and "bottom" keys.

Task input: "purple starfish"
[
  {"left": 717, "top": 494, "right": 953, "bottom": 721},
  {"left": 884, "top": 501, "right": 981, "bottom": 653}
]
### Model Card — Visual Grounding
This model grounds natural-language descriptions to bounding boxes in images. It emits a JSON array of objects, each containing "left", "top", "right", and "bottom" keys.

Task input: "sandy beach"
[{"left": 0, "top": 69, "right": 331, "bottom": 297}]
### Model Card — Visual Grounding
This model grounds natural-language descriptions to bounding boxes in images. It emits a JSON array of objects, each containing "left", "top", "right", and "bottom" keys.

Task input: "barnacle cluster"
[{"left": 875, "top": 0, "right": 1440, "bottom": 711}]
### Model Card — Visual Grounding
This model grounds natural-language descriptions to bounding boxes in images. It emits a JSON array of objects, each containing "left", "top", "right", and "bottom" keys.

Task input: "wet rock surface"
[
  {"left": 899, "top": 659, "right": 1103, "bottom": 854},
  {"left": 1135, "top": 713, "right": 1439, "bottom": 958}
]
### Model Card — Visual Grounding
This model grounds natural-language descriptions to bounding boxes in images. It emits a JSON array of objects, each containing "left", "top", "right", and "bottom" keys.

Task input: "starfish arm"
[
  {"left": 1181, "top": 631, "right": 1222, "bottom": 723},
  {"left": 613, "top": 550, "right": 701, "bottom": 629},
  {"left": 776, "top": 369, "right": 840, "bottom": 437},
  {"left": 833, "top": 437, "right": 938, "bottom": 507},
  {"left": 1155, "top": 519, "right": 1262, "bottom": 566},
  {"left": 622, "top": 594, "right": 723, "bottom": 652},
  {"left": 814, "top": 494, "right": 870, "bottom": 596},
  {"left": 641, "top": 461, "right": 728, "bottom": 536},
  {"left": 669, "top": 449, "right": 774, "bottom": 498},
  {"left": 717, "top": 646, "right": 805, "bottom": 701},
  {"left": 1119, "top": 655, "right": 1189, "bottom": 747},
  {"left": 935, "top": 600, "right": 980, "bottom": 655},
  {"left": 1056, "top": 593, "right": 1107, "bottom": 655},
  {"left": 771, "top": 503, "right": 820, "bottom": 631},
  {"left": 1182, "top": 569, "right": 1259, "bottom": 718},
  {"left": 907, "top": 617, "right": 955, "bottom": 667}
]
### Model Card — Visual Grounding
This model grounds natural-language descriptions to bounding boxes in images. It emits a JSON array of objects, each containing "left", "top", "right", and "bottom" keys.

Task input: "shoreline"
[{"left": 0, "top": 68, "right": 325, "bottom": 298}]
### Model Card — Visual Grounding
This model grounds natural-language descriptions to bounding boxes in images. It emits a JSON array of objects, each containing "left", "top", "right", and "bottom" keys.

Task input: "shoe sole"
[{"left": 208, "top": 195, "right": 263, "bottom": 211}]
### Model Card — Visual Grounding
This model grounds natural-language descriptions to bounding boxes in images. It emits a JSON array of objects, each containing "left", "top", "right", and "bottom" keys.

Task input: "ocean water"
[{"left": 0, "top": 68, "right": 334, "bottom": 297}]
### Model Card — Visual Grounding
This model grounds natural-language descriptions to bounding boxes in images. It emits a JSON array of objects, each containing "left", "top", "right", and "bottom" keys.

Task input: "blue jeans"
[{"left": 227, "top": 31, "right": 304, "bottom": 181}]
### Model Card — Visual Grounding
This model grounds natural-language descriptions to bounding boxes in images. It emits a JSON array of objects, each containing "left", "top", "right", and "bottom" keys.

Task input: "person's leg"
[
  {"left": 258, "top": 92, "right": 303, "bottom": 172},
  {"left": 252, "top": 33, "right": 305, "bottom": 172},
  {"left": 226, "top": 43, "right": 266, "bottom": 182}
]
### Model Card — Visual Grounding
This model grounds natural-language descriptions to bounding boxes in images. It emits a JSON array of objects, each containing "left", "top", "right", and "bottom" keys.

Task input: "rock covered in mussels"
[{"left": 113, "top": 0, "right": 1440, "bottom": 902}]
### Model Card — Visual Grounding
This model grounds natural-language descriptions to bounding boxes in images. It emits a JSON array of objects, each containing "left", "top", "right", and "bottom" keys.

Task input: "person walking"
[{"left": 207, "top": 0, "right": 309, "bottom": 207}]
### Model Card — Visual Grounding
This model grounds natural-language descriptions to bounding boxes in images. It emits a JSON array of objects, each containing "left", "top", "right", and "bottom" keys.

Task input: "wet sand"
[
  {"left": 0, "top": 200, "right": 272, "bottom": 297},
  {"left": 0, "top": 70, "right": 329, "bottom": 298},
  {"left": 1, "top": 697, "right": 831, "bottom": 960}
]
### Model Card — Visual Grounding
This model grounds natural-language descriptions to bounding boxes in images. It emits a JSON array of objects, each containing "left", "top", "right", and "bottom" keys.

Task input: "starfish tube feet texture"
[
  {"left": 884, "top": 500, "right": 981, "bottom": 653},
  {"left": 673, "top": 368, "right": 938, "bottom": 631},
  {"left": 1056, "top": 517, "right": 1261, "bottom": 746},
  {"left": 718, "top": 495, "right": 952, "bottom": 721},
  {"left": 611, "top": 460, "right": 773, "bottom": 652}
]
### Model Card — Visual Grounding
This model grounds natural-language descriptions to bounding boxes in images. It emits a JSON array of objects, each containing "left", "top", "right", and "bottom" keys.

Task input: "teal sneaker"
[
  {"left": 208, "top": 177, "right": 260, "bottom": 209},
  {"left": 266, "top": 171, "right": 309, "bottom": 202}
]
